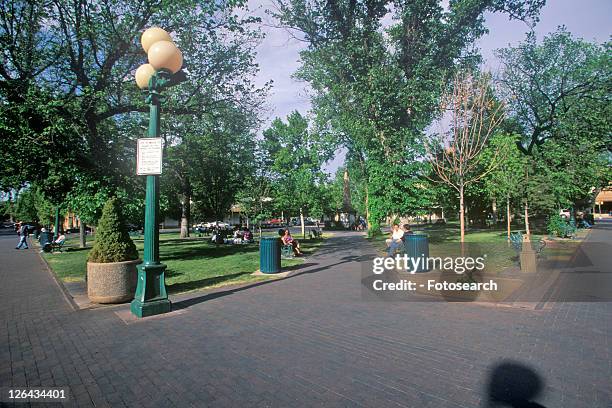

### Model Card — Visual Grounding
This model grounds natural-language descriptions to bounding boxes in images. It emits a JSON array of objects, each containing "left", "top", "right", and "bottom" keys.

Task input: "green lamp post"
[
  {"left": 54, "top": 207, "right": 60, "bottom": 240},
  {"left": 130, "top": 27, "right": 184, "bottom": 318}
]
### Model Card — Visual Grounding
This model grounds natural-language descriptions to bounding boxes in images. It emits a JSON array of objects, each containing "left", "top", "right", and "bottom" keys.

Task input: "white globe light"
[
  {"left": 135, "top": 63, "right": 156, "bottom": 89},
  {"left": 141, "top": 27, "right": 172, "bottom": 53},
  {"left": 147, "top": 40, "right": 183, "bottom": 74}
]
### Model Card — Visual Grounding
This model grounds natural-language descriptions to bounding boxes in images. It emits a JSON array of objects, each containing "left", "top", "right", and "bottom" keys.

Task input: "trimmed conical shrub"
[{"left": 88, "top": 198, "right": 139, "bottom": 263}]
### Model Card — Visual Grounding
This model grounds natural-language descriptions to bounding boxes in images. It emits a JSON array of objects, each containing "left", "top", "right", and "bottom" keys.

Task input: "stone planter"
[{"left": 87, "top": 259, "right": 141, "bottom": 304}]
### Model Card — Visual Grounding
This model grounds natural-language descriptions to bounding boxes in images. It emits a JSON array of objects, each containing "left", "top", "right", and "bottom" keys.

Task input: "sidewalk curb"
[{"left": 37, "top": 249, "right": 81, "bottom": 312}]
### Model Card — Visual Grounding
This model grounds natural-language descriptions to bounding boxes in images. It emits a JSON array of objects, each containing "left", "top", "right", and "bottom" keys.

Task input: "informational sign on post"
[{"left": 137, "top": 138, "right": 163, "bottom": 175}]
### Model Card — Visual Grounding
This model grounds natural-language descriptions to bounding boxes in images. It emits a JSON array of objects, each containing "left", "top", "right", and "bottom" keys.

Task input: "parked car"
[
  {"left": 204, "top": 221, "right": 230, "bottom": 229},
  {"left": 260, "top": 219, "right": 284, "bottom": 228},
  {"left": 271, "top": 218, "right": 285, "bottom": 226},
  {"left": 559, "top": 209, "right": 571, "bottom": 219}
]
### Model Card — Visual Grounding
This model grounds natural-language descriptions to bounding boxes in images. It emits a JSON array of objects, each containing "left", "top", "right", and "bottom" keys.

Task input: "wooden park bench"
[
  {"left": 51, "top": 238, "right": 66, "bottom": 253},
  {"left": 41, "top": 235, "right": 66, "bottom": 253}
]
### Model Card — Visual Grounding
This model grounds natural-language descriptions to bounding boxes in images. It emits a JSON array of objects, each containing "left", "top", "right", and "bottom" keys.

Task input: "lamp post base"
[
  {"left": 130, "top": 298, "right": 171, "bottom": 318},
  {"left": 130, "top": 263, "right": 171, "bottom": 317}
]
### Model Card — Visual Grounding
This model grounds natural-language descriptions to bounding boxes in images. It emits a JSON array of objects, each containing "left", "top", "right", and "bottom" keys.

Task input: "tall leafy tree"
[
  {"left": 262, "top": 111, "right": 330, "bottom": 238},
  {"left": 271, "top": 0, "right": 544, "bottom": 233},
  {"left": 497, "top": 27, "right": 611, "bottom": 155},
  {"left": 1, "top": 0, "right": 266, "bottom": 229},
  {"left": 163, "top": 105, "right": 259, "bottom": 237},
  {"left": 482, "top": 133, "right": 528, "bottom": 239},
  {"left": 497, "top": 28, "right": 611, "bottom": 230}
]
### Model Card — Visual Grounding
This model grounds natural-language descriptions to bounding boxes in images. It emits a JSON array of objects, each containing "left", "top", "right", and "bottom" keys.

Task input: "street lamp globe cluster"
[
  {"left": 135, "top": 27, "right": 183, "bottom": 89},
  {"left": 130, "top": 27, "right": 184, "bottom": 318}
]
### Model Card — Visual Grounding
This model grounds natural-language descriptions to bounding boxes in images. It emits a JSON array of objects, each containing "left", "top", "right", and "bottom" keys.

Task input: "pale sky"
[{"left": 248, "top": 0, "right": 612, "bottom": 172}]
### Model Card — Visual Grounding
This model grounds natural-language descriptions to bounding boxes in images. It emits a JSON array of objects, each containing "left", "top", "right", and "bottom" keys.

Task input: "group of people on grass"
[
  {"left": 232, "top": 226, "right": 254, "bottom": 244},
  {"left": 350, "top": 218, "right": 367, "bottom": 231},
  {"left": 211, "top": 226, "right": 254, "bottom": 245},
  {"left": 209, "top": 224, "right": 304, "bottom": 255},
  {"left": 385, "top": 223, "right": 413, "bottom": 256}
]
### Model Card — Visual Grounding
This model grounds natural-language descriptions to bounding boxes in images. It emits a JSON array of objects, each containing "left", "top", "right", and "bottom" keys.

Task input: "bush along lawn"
[{"left": 42, "top": 233, "right": 325, "bottom": 294}]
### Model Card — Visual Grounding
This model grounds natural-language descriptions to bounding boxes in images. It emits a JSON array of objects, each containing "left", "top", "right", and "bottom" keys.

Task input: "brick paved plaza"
[{"left": 1, "top": 224, "right": 611, "bottom": 407}]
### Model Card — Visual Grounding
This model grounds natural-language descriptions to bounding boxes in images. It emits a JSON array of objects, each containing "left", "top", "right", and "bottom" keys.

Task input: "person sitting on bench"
[
  {"left": 386, "top": 223, "right": 404, "bottom": 256},
  {"left": 54, "top": 234, "right": 66, "bottom": 245},
  {"left": 281, "top": 229, "right": 302, "bottom": 256},
  {"left": 51, "top": 234, "right": 66, "bottom": 252}
]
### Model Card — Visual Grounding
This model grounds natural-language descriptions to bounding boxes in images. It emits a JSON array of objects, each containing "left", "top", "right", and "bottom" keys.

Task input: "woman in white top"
[{"left": 386, "top": 223, "right": 404, "bottom": 256}]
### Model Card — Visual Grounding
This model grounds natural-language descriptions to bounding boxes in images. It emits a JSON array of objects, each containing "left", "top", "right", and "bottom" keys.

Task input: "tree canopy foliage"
[
  {"left": 497, "top": 27, "right": 611, "bottom": 155},
  {"left": 0, "top": 0, "right": 266, "bottom": 225},
  {"left": 271, "top": 0, "right": 545, "bottom": 233},
  {"left": 1, "top": 1, "right": 609, "bottom": 239}
]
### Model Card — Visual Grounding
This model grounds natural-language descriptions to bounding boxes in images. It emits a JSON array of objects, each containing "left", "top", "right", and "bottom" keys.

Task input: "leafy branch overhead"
[{"left": 497, "top": 27, "right": 611, "bottom": 155}]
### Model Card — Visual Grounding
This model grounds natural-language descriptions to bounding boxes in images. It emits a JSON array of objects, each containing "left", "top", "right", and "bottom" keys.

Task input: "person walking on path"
[{"left": 16, "top": 222, "right": 29, "bottom": 250}]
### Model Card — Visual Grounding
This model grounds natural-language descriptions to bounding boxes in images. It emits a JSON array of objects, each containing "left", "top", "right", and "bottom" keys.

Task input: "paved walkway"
[{"left": 0, "top": 225, "right": 611, "bottom": 407}]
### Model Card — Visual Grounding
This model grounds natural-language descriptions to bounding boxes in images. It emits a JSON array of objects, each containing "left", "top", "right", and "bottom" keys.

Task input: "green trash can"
[
  {"left": 405, "top": 234, "right": 430, "bottom": 272},
  {"left": 260, "top": 237, "right": 281, "bottom": 273}
]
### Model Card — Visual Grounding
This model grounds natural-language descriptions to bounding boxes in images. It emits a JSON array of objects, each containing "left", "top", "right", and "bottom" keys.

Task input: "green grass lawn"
[{"left": 42, "top": 232, "right": 326, "bottom": 294}]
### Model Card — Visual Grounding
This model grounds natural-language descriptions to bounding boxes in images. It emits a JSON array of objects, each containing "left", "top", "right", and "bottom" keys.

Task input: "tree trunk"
[
  {"left": 524, "top": 162, "right": 531, "bottom": 237},
  {"left": 506, "top": 194, "right": 511, "bottom": 242},
  {"left": 79, "top": 221, "right": 86, "bottom": 248},
  {"left": 492, "top": 197, "right": 498, "bottom": 225},
  {"left": 524, "top": 199, "right": 530, "bottom": 237},
  {"left": 300, "top": 207, "right": 305, "bottom": 239},
  {"left": 8, "top": 191, "right": 14, "bottom": 222},
  {"left": 179, "top": 184, "right": 191, "bottom": 239},
  {"left": 459, "top": 184, "right": 465, "bottom": 243},
  {"left": 180, "top": 216, "right": 189, "bottom": 239}
]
